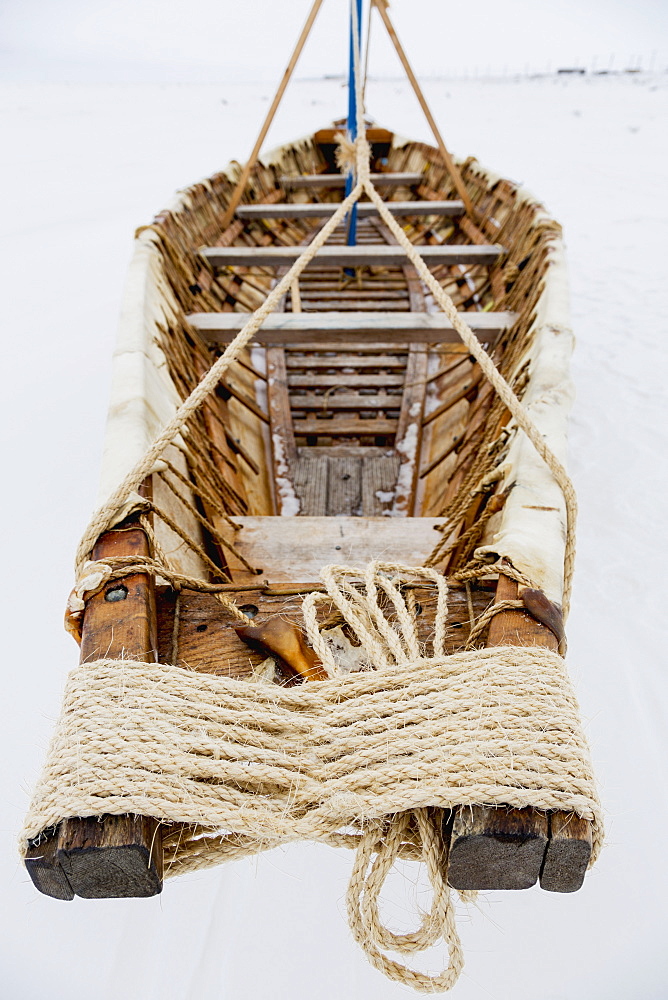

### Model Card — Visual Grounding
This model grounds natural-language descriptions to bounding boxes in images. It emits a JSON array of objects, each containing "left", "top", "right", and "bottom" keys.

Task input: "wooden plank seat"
[
  {"left": 188, "top": 310, "right": 515, "bottom": 346},
  {"left": 280, "top": 171, "right": 425, "bottom": 188},
  {"left": 224, "top": 516, "right": 445, "bottom": 582},
  {"left": 200, "top": 244, "right": 504, "bottom": 269},
  {"left": 290, "top": 392, "right": 401, "bottom": 409},
  {"left": 236, "top": 200, "right": 465, "bottom": 219},
  {"left": 293, "top": 416, "right": 398, "bottom": 436}
]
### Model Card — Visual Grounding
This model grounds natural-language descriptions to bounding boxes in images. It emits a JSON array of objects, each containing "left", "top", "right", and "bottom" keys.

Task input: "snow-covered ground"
[{"left": 1, "top": 73, "right": 667, "bottom": 999}]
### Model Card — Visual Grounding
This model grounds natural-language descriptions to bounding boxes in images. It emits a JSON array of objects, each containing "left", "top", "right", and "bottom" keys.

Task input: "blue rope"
[{"left": 345, "top": 0, "right": 363, "bottom": 254}]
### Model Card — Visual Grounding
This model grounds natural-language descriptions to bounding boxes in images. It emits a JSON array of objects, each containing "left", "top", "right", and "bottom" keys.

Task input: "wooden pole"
[
  {"left": 345, "top": 0, "right": 363, "bottom": 252},
  {"left": 371, "top": 0, "right": 476, "bottom": 217},
  {"left": 219, "top": 0, "right": 326, "bottom": 230}
]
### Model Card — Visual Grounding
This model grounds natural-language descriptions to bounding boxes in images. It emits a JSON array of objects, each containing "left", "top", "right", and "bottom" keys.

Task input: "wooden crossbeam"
[
  {"left": 285, "top": 352, "right": 407, "bottom": 369},
  {"left": 236, "top": 200, "right": 464, "bottom": 220},
  {"left": 293, "top": 416, "right": 397, "bottom": 436},
  {"left": 228, "top": 516, "right": 444, "bottom": 582},
  {"left": 288, "top": 373, "right": 405, "bottom": 387},
  {"left": 280, "top": 171, "right": 424, "bottom": 188},
  {"left": 290, "top": 391, "right": 400, "bottom": 409},
  {"left": 201, "top": 244, "right": 504, "bottom": 269},
  {"left": 188, "top": 310, "right": 514, "bottom": 346}
]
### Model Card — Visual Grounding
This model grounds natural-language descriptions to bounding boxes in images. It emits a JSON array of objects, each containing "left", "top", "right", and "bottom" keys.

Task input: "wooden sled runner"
[{"left": 23, "top": 0, "right": 601, "bottom": 990}]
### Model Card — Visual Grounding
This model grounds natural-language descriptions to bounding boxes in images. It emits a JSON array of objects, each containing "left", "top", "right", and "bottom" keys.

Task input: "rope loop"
[
  {"left": 347, "top": 809, "right": 464, "bottom": 992},
  {"left": 302, "top": 562, "right": 449, "bottom": 676}
]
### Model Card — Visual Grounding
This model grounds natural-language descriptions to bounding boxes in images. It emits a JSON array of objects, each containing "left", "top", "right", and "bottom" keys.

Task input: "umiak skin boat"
[{"left": 23, "top": 0, "right": 601, "bottom": 990}]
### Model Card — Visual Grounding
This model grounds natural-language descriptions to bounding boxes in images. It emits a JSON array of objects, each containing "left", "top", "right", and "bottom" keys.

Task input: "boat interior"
[{"left": 119, "top": 124, "right": 559, "bottom": 677}]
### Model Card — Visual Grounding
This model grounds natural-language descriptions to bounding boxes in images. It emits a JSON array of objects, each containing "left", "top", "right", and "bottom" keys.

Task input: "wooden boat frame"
[{"left": 24, "top": 0, "right": 592, "bottom": 910}]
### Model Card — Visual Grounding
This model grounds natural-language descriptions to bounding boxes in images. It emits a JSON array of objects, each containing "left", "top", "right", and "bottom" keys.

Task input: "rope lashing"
[{"left": 28, "top": 561, "right": 603, "bottom": 993}]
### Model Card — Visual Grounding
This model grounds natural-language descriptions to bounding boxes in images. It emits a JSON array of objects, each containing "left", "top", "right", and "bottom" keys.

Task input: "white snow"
[
  {"left": 271, "top": 433, "right": 300, "bottom": 516},
  {"left": 321, "top": 626, "right": 371, "bottom": 674},
  {"left": 2, "top": 72, "right": 668, "bottom": 1000},
  {"left": 391, "top": 421, "right": 419, "bottom": 513}
]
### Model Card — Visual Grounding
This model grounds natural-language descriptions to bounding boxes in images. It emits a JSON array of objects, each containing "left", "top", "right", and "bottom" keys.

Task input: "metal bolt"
[{"left": 105, "top": 585, "right": 128, "bottom": 602}]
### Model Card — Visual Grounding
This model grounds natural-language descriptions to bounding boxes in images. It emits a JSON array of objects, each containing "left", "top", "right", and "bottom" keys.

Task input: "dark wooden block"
[
  {"left": 25, "top": 834, "right": 74, "bottom": 900},
  {"left": 540, "top": 811, "right": 592, "bottom": 893},
  {"left": 57, "top": 816, "right": 163, "bottom": 899},
  {"left": 448, "top": 806, "right": 549, "bottom": 890}
]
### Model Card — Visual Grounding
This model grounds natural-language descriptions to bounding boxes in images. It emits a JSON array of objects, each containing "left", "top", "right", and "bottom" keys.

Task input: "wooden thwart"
[
  {"left": 236, "top": 200, "right": 464, "bottom": 219},
  {"left": 189, "top": 310, "right": 514, "bottom": 346},
  {"left": 290, "top": 391, "right": 401, "bottom": 409},
  {"left": 280, "top": 172, "right": 424, "bottom": 188},
  {"left": 224, "top": 516, "right": 444, "bottom": 582},
  {"left": 201, "top": 244, "right": 504, "bottom": 268},
  {"left": 293, "top": 416, "right": 397, "bottom": 436}
]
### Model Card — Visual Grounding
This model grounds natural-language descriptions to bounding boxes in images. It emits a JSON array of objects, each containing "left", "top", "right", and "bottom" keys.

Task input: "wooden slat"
[
  {"left": 293, "top": 455, "right": 329, "bottom": 515},
  {"left": 297, "top": 288, "right": 409, "bottom": 299},
  {"left": 226, "top": 516, "right": 445, "bottom": 582},
  {"left": 290, "top": 392, "right": 401, "bottom": 410},
  {"left": 313, "top": 126, "right": 393, "bottom": 144},
  {"left": 189, "top": 310, "right": 514, "bottom": 346},
  {"left": 422, "top": 370, "right": 482, "bottom": 426},
  {"left": 541, "top": 813, "right": 593, "bottom": 893},
  {"left": 286, "top": 354, "right": 407, "bottom": 369},
  {"left": 327, "top": 457, "right": 362, "bottom": 515},
  {"left": 25, "top": 835, "right": 74, "bottom": 900},
  {"left": 293, "top": 417, "right": 397, "bottom": 436},
  {"left": 201, "top": 244, "right": 504, "bottom": 269},
  {"left": 220, "top": 377, "right": 269, "bottom": 424},
  {"left": 362, "top": 455, "right": 400, "bottom": 515},
  {"left": 288, "top": 373, "right": 405, "bottom": 388},
  {"left": 280, "top": 172, "right": 424, "bottom": 188},
  {"left": 193, "top": 355, "right": 248, "bottom": 520},
  {"left": 448, "top": 806, "right": 549, "bottom": 891},
  {"left": 299, "top": 279, "right": 408, "bottom": 290},
  {"left": 237, "top": 200, "right": 465, "bottom": 219},
  {"left": 298, "top": 299, "right": 409, "bottom": 312}
]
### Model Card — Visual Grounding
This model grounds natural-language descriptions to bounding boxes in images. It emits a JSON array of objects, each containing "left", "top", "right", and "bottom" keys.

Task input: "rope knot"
[{"left": 334, "top": 133, "right": 372, "bottom": 181}]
